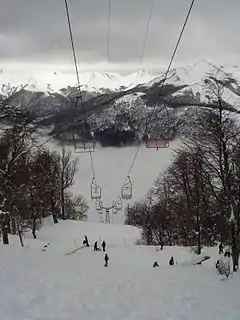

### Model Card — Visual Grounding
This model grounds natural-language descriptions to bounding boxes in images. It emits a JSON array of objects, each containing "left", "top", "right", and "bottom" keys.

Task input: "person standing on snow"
[
  {"left": 104, "top": 254, "right": 109, "bottom": 267},
  {"left": 83, "top": 235, "right": 89, "bottom": 247},
  {"left": 101, "top": 240, "right": 106, "bottom": 252},
  {"left": 169, "top": 257, "right": 174, "bottom": 266},
  {"left": 219, "top": 243, "right": 224, "bottom": 254},
  {"left": 94, "top": 241, "right": 98, "bottom": 251}
]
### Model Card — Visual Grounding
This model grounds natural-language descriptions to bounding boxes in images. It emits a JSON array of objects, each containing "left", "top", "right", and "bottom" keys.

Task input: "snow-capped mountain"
[
  {"left": 1, "top": 60, "right": 240, "bottom": 147},
  {"left": 0, "top": 68, "right": 158, "bottom": 94},
  {"left": 1, "top": 60, "right": 240, "bottom": 96}
]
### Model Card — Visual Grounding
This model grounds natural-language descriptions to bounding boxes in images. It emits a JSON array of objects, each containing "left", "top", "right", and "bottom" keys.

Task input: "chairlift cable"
[
  {"left": 118, "top": 0, "right": 154, "bottom": 180},
  {"left": 64, "top": 0, "right": 99, "bottom": 202},
  {"left": 125, "top": 0, "right": 154, "bottom": 90},
  {"left": 120, "top": 0, "right": 196, "bottom": 195},
  {"left": 89, "top": 149, "right": 96, "bottom": 178},
  {"left": 64, "top": 0, "right": 83, "bottom": 102},
  {"left": 145, "top": 0, "right": 196, "bottom": 135},
  {"left": 100, "top": 0, "right": 154, "bottom": 128},
  {"left": 64, "top": 0, "right": 86, "bottom": 153},
  {"left": 140, "top": 0, "right": 155, "bottom": 63},
  {"left": 111, "top": 0, "right": 155, "bottom": 184},
  {"left": 107, "top": 0, "right": 111, "bottom": 63}
]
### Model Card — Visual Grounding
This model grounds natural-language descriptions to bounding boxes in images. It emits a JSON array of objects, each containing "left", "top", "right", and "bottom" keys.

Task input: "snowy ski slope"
[{"left": 0, "top": 219, "right": 239, "bottom": 320}]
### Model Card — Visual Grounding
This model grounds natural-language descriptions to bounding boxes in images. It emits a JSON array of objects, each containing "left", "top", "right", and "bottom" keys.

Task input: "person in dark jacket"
[
  {"left": 169, "top": 257, "right": 174, "bottom": 266},
  {"left": 216, "top": 260, "right": 220, "bottom": 272},
  {"left": 83, "top": 235, "right": 89, "bottom": 247},
  {"left": 101, "top": 240, "right": 106, "bottom": 252},
  {"left": 104, "top": 254, "right": 109, "bottom": 267},
  {"left": 153, "top": 261, "right": 159, "bottom": 268},
  {"left": 219, "top": 243, "right": 224, "bottom": 254},
  {"left": 94, "top": 241, "right": 98, "bottom": 251}
]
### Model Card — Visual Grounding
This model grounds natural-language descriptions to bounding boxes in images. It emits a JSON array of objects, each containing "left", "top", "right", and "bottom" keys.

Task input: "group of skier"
[
  {"left": 83, "top": 235, "right": 109, "bottom": 267},
  {"left": 153, "top": 256, "right": 175, "bottom": 268}
]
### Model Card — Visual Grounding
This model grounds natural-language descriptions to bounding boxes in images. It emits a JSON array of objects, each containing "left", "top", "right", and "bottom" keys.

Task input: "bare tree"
[
  {"left": 189, "top": 71, "right": 240, "bottom": 269},
  {"left": 64, "top": 192, "right": 88, "bottom": 220},
  {"left": 57, "top": 147, "right": 77, "bottom": 220}
]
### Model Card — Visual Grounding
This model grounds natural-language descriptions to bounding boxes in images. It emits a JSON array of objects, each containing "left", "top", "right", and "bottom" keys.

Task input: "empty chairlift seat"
[
  {"left": 146, "top": 138, "right": 169, "bottom": 150},
  {"left": 121, "top": 176, "right": 132, "bottom": 200},
  {"left": 91, "top": 177, "right": 102, "bottom": 200}
]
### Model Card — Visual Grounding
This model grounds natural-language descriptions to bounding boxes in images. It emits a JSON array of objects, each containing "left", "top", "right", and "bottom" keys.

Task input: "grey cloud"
[{"left": 0, "top": 0, "right": 240, "bottom": 67}]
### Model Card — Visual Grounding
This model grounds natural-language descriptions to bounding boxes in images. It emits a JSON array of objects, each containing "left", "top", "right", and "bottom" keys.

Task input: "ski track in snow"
[{"left": 0, "top": 220, "right": 239, "bottom": 320}]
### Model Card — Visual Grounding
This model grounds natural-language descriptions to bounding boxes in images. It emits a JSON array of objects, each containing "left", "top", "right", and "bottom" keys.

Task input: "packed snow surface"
[{"left": 0, "top": 219, "right": 239, "bottom": 320}]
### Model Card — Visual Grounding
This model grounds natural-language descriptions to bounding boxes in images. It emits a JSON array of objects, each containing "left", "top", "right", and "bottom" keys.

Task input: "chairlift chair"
[
  {"left": 73, "top": 140, "right": 95, "bottom": 153},
  {"left": 146, "top": 137, "right": 169, "bottom": 150},
  {"left": 115, "top": 197, "right": 123, "bottom": 211},
  {"left": 72, "top": 123, "right": 95, "bottom": 153},
  {"left": 98, "top": 210, "right": 104, "bottom": 223},
  {"left": 96, "top": 199, "right": 103, "bottom": 211},
  {"left": 91, "top": 177, "right": 102, "bottom": 200},
  {"left": 112, "top": 203, "right": 118, "bottom": 215},
  {"left": 121, "top": 176, "right": 132, "bottom": 200}
]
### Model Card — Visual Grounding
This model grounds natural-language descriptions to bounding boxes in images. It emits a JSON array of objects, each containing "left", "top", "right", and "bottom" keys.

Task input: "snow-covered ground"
[
  {"left": 0, "top": 219, "right": 239, "bottom": 320},
  {"left": 45, "top": 139, "right": 181, "bottom": 223}
]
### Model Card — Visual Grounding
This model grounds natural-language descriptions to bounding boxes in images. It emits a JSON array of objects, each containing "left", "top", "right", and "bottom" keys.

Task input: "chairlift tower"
[{"left": 105, "top": 207, "right": 111, "bottom": 224}]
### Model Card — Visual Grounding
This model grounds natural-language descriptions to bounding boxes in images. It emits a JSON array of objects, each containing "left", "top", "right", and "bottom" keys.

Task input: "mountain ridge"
[
  {"left": 1, "top": 60, "right": 240, "bottom": 147},
  {"left": 1, "top": 60, "right": 234, "bottom": 94}
]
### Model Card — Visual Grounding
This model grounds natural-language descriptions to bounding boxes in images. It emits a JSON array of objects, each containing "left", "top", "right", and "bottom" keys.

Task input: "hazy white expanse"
[{"left": 47, "top": 140, "right": 181, "bottom": 223}]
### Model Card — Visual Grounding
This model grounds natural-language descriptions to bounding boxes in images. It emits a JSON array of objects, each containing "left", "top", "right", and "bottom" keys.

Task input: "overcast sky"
[{"left": 0, "top": 0, "right": 240, "bottom": 71}]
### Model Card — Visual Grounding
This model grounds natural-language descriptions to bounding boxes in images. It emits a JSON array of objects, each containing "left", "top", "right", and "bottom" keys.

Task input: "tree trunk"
[
  {"left": 2, "top": 224, "right": 9, "bottom": 244},
  {"left": 231, "top": 224, "right": 239, "bottom": 272},
  {"left": 196, "top": 207, "right": 201, "bottom": 255},
  {"left": 17, "top": 224, "right": 24, "bottom": 247},
  {"left": 197, "top": 231, "right": 201, "bottom": 255},
  {"left": 51, "top": 199, "right": 58, "bottom": 224},
  {"left": 32, "top": 220, "right": 37, "bottom": 239},
  {"left": 11, "top": 218, "right": 17, "bottom": 235},
  {"left": 7, "top": 217, "right": 11, "bottom": 234},
  {"left": 61, "top": 188, "right": 66, "bottom": 220},
  {"left": 167, "top": 230, "right": 172, "bottom": 246},
  {"left": 232, "top": 249, "right": 239, "bottom": 272},
  {"left": 52, "top": 214, "right": 58, "bottom": 224}
]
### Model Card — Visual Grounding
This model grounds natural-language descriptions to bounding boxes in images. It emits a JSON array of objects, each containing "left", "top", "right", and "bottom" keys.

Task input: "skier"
[
  {"left": 216, "top": 260, "right": 220, "bottom": 273},
  {"left": 101, "top": 240, "right": 106, "bottom": 252},
  {"left": 153, "top": 261, "right": 159, "bottom": 268},
  {"left": 169, "top": 257, "right": 174, "bottom": 266},
  {"left": 94, "top": 241, "right": 98, "bottom": 251},
  {"left": 219, "top": 243, "right": 224, "bottom": 254},
  {"left": 104, "top": 254, "right": 109, "bottom": 267},
  {"left": 83, "top": 235, "right": 90, "bottom": 247}
]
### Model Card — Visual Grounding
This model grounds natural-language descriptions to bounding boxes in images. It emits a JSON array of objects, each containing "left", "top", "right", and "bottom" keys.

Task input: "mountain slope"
[
  {"left": 0, "top": 219, "right": 239, "bottom": 320},
  {"left": 1, "top": 60, "right": 240, "bottom": 146}
]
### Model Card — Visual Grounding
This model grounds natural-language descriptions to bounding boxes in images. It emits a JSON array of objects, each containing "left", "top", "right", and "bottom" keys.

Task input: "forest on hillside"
[{"left": 126, "top": 74, "right": 240, "bottom": 272}]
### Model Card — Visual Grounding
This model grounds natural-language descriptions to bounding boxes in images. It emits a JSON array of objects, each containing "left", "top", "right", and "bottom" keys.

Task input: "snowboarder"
[
  {"left": 153, "top": 261, "right": 159, "bottom": 268},
  {"left": 94, "top": 241, "right": 98, "bottom": 251},
  {"left": 219, "top": 243, "right": 224, "bottom": 254},
  {"left": 101, "top": 240, "right": 106, "bottom": 252},
  {"left": 104, "top": 254, "right": 109, "bottom": 267},
  {"left": 169, "top": 257, "right": 174, "bottom": 266},
  {"left": 83, "top": 235, "right": 89, "bottom": 247}
]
